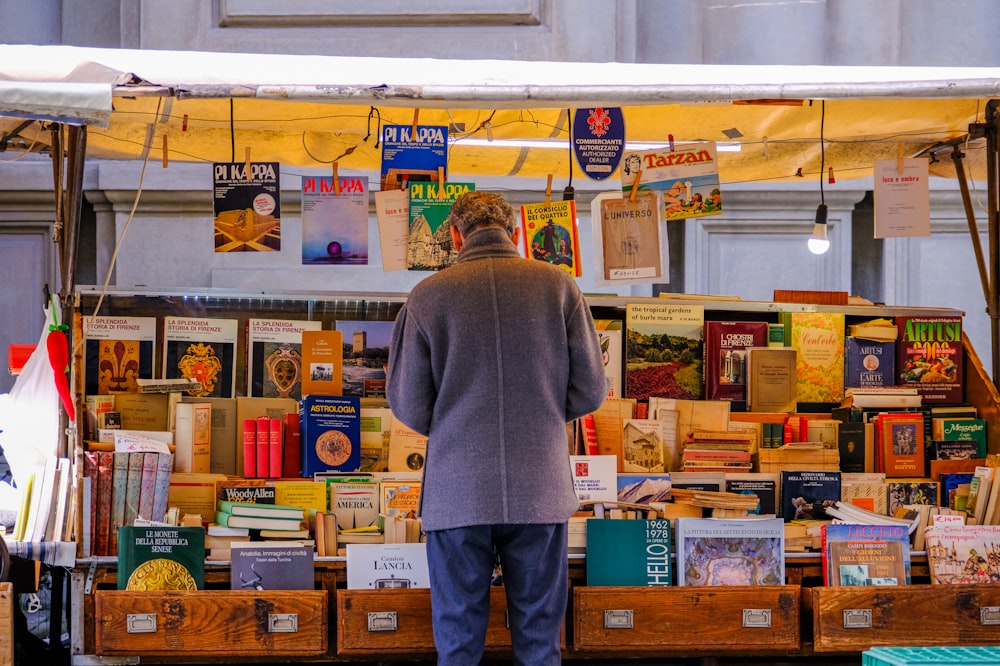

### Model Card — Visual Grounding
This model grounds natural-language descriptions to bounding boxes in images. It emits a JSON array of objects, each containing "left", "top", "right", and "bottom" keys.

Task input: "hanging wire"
[
  {"left": 819, "top": 100, "right": 826, "bottom": 205},
  {"left": 564, "top": 108, "right": 575, "bottom": 200}
]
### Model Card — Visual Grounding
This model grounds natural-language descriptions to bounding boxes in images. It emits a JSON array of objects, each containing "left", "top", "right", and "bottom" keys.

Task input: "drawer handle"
[
  {"left": 981, "top": 607, "right": 1000, "bottom": 625},
  {"left": 126, "top": 613, "right": 157, "bottom": 634},
  {"left": 742, "top": 609, "right": 771, "bottom": 628},
  {"left": 268, "top": 613, "right": 298, "bottom": 633},
  {"left": 843, "top": 609, "right": 872, "bottom": 629},
  {"left": 604, "top": 610, "right": 633, "bottom": 629},
  {"left": 368, "top": 611, "right": 398, "bottom": 632}
]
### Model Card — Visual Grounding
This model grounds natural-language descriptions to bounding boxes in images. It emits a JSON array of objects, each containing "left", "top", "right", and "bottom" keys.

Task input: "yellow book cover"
[
  {"left": 167, "top": 472, "right": 227, "bottom": 526},
  {"left": 781, "top": 311, "right": 845, "bottom": 405},
  {"left": 273, "top": 480, "right": 329, "bottom": 524},
  {"left": 519, "top": 199, "right": 581, "bottom": 277},
  {"left": 301, "top": 330, "right": 344, "bottom": 397}
]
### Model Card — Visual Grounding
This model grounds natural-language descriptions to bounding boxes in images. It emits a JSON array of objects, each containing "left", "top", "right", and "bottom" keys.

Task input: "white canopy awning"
[{"left": 0, "top": 43, "right": 997, "bottom": 183}]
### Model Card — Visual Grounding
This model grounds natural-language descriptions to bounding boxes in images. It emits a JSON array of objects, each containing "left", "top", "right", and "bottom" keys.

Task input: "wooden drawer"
[
  {"left": 954, "top": 585, "right": 1000, "bottom": 644},
  {"left": 336, "top": 588, "right": 512, "bottom": 656},
  {"left": 94, "top": 590, "right": 328, "bottom": 657},
  {"left": 810, "top": 585, "right": 959, "bottom": 652},
  {"left": 573, "top": 586, "right": 800, "bottom": 653}
]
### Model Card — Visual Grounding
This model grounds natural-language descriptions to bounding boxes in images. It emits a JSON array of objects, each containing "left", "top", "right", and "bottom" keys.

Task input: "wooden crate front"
[
  {"left": 0, "top": 583, "right": 12, "bottom": 666},
  {"left": 337, "top": 587, "right": 513, "bottom": 656},
  {"left": 94, "top": 590, "right": 328, "bottom": 657},
  {"left": 574, "top": 586, "right": 800, "bottom": 653},
  {"left": 810, "top": 586, "right": 958, "bottom": 652},
  {"left": 955, "top": 585, "right": 1000, "bottom": 645}
]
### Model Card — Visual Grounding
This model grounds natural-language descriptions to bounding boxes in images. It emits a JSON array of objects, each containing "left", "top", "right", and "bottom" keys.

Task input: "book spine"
[
  {"left": 96, "top": 452, "right": 113, "bottom": 556},
  {"left": 256, "top": 415, "right": 270, "bottom": 478},
  {"left": 581, "top": 413, "right": 599, "bottom": 456},
  {"left": 243, "top": 419, "right": 257, "bottom": 478},
  {"left": 83, "top": 452, "right": 98, "bottom": 556},
  {"left": 123, "top": 451, "right": 145, "bottom": 527},
  {"left": 282, "top": 412, "right": 301, "bottom": 478},
  {"left": 108, "top": 452, "right": 129, "bottom": 555},
  {"left": 268, "top": 417, "right": 282, "bottom": 479},
  {"left": 150, "top": 453, "right": 174, "bottom": 523},
  {"left": 136, "top": 451, "right": 159, "bottom": 521}
]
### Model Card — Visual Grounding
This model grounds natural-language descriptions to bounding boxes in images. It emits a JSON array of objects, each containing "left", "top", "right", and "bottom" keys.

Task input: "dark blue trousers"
[{"left": 425, "top": 523, "right": 568, "bottom": 665}]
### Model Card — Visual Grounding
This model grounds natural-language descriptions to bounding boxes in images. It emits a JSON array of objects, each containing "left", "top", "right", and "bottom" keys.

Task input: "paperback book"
[
  {"left": 586, "top": 518, "right": 672, "bottom": 586},
  {"left": 745, "top": 347, "right": 797, "bottom": 414},
  {"left": 82, "top": 316, "right": 157, "bottom": 396},
  {"left": 301, "top": 175, "right": 370, "bottom": 266},
  {"left": 594, "top": 318, "right": 624, "bottom": 399},
  {"left": 345, "top": 542, "right": 429, "bottom": 589},
  {"left": 925, "top": 524, "right": 1000, "bottom": 584},
  {"left": 162, "top": 316, "right": 239, "bottom": 398},
  {"left": 117, "top": 525, "right": 206, "bottom": 590},
  {"left": 675, "top": 517, "right": 784, "bottom": 586},
  {"left": 625, "top": 303, "right": 704, "bottom": 401},
  {"left": 212, "top": 161, "right": 281, "bottom": 252},
  {"left": 300, "top": 394, "right": 362, "bottom": 476},
  {"left": 519, "top": 199, "right": 581, "bottom": 277},
  {"left": 821, "top": 523, "right": 911, "bottom": 586},
  {"left": 334, "top": 320, "right": 393, "bottom": 398},
  {"left": 300, "top": 329, "right": 344, "bottom": 398},
  {"left": 617, "top": 473, "right": 673, "bottom": 505},
  {"left": 896, "top": 315, "right": 963, "bottom": 404},
  {"left": 246, "top": 318, "right": 322, "bottom": 400},
  {"left": 570, "top": 455, "right": 618, "bottom": 504},
  {"left": 230, "top": 542, "right": 315, "bottom": 591}
]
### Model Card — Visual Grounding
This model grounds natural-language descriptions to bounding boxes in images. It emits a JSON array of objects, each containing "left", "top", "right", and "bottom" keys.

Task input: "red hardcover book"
[
  {"left": 581, "top": 413, "right": 599, "bottom": 456},
  {"left": 268, "top": 417, "right": 282, "bottom": 479},
  {"left": 96, "top": 451, "right": 114, "bottom": 556},
  {"left": 877, "top": 412, "right": 925, "bottom": 478},
  {"left": 703, "top": 321, "right": 768, "bottom": 402},
  {"left": 255, "top": 415, "right": 270, "bottom": 478},
  {"left": 242, "top": 418, "right": 257, "bottom": 478},
  {"left": 282, "top": 412, "right": 301, "bottom": 478}
]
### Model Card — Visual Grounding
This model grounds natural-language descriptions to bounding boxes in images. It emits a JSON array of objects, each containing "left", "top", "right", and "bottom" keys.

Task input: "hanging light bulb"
[{"left": 808, "top": 203, "right": 830, "bottom": 255}]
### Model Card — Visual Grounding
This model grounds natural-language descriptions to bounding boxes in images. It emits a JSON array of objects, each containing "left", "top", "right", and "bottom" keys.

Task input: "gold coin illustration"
[
  {"left": 316, "top": 429, "right": 352, "bottom": 467},
  {"left": 126, "top": 558, "right": 198, "bottom": 590}
]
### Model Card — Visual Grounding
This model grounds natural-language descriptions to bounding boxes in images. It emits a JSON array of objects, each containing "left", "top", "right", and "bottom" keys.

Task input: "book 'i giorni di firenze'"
[
  {"left": 674, "top": 516, "right": 785, "bottom": 586},
  {"left": 780, "top": 311, "right": 845, "bottom": 408},
  {"left": 82, "top": 315, "right": 157, "bottom": 396},
  {"left": 117, "top": 525, "right": 206, "bottom": 590},
  {"left": 625, "top": 303, "right": 704, "bottom": 402},
  {"left": 519, "top": 198, "right": 582, "bottom": 277},
  {"left": 162, "top": 316, "right": 239, "bottom": 398},
  {"left": 246, "top": 318, "right": 323, "bottom": 401},
  {"left": 585, "top": 518, "right": 672, "bottom": 586},
  {"left": 896, "top": 315, "right": 963, "bottom": 404},
  {"left": 702, "top": 320, "right": 768, "bottom": 403}
]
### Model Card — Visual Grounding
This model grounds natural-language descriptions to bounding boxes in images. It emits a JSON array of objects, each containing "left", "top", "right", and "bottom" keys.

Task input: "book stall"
[{"left": 4, "top": 44, "right": 1000, "bottom": 663}]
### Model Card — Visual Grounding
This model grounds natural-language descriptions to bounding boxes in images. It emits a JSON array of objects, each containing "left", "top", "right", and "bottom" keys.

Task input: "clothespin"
[
  {"left": 437, "top": 166, "right": 446, "bottom": 200},
  {"left": 411, "top": 109, "right": 420, "bottom": 139},
  {"left": 544, "top": 174, "right": 553, "bottom": 206},
  {"left": 761, "top": 136, "right": 768, "bottom": 158},
  {"left": 333, "top": 162, "right": 341, "bottom": 195},
  {"left": 629, "top": 170, "right": 642, "bottom": 202},
  {"left": 897, "top": 143, "right": 905, "bottom": 174},
  {"left": 244, "top": 146, "right": 252, "bottom": 180},
  {"left": 795, "top": 167, "right": 803, "bottom": 178},
  {"left": 181, "top": 114, "right": 188, "bottom": 132},
  {"left": 668, "top": 134, "right": 675, "bottom": 152},
  {"left": 828, "top": 166, "right": 835, "bottom": 184},
  {"left": 161, "top": 135, "right": 168, "bottom": 169}
]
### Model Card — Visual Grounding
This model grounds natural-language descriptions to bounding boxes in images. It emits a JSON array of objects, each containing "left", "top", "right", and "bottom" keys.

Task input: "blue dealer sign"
[{"left": 572, "top": 108, "right": 625, "bottom": 181}]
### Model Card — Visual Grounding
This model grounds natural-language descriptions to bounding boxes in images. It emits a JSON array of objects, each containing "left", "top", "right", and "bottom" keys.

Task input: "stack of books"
[
  {"left": 214, "top": 500, "right": 307, "bottom": 535},
  {"left": 681, "top": 429, "right": 755, "bottom": 473}
]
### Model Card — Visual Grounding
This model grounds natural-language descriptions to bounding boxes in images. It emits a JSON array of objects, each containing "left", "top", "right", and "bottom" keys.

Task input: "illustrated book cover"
[
  {"left": 724, "top": 472, "right": 779, "bottom": 516},
  {"left": 162, "top": 316, "right": 238, "bottom": 398},
  {"left": 300, "top": 394, "right": 362, "bottom": 476},
  {"left": 345, "top": 542, "right": 429, "bottom": 590},
  {"left": 845, "top": 338, "right": 895, "bottom": 389},
  {"left": 621, "top": 143, "right": 723, "bottom": 221},
  {"left": 229, "top": 542, "right": 315, "bottom": 590},
  {"left": 674, "top": 517, "right": 784, "bottom": 586},
  {"left": 379, "top": 474, "right": 422, "bottom": 519},
  {"left": 595, "top": 190, "right": 665, "bottom": 283},
  {"left": 780, "top": 470, "right": 842, "bottom": 521},
  {"left": 334, "top": 320, "right": 393, "bottom": 398},
  {"left": 621, "top": 418, "right": 670, "bottom": 473},
  {"left": 82, "top": 316, "right": 157, "bottom": 396},
  {"left": 301, "top": 174, "right": 370, "bottom": 265},
  {"left": 594, "top": 318, "right": 624, "bottom": 399},
  {"left": 781, "top": 311, "right": 846, "bottom": 406},
  {"left": 896, "top": 315, "right": 963, "bottom": 404},
  {"left": 117, "top": 525, "right": 206, "bottom": 590},
  {"left": 625, "top": 302, "right": 704, "bottom": 401},
  {"left": 617, "top": 473, "right": 672, "bottom": 505},
  {"left": 379, "top": 123, "right": 447, "bottom": 191},
  {"left": 821, "top": 523, "right": 911, "bottom": 586},
  {"left": 586, "top": 518, "right": 672, "bottom": 586},
  {"left": 328, "top": 477, "right": 380, "bottom": 532},
  {"left": 407, "top": 181, "right": 474, "bottom": 271},
  {"left": 877, "top": 412, "right": 926, "bottom": 478},
  {"left": 569, "top": 455, "right": 618, "bottom": 504},
  {"left": 519, "top": 199, "right": 581, "bottom": 277},
  {"left": 300, "top": 329, "right": 344, "bottom": 398},
  {"left": 745, "top": 347, "right": 797, "bottom": 414},
  {"left": 703, "top": 321, "right": 768, "bottom": 403},
  {"left": 925, "top": 524, "right": 1000, "bottom": 584},
  {"left": 247, "top": 318, "right": 323, "bottom": 400},
  {"left": 212, "top": 161, "right": 280, "bottom": 252}
]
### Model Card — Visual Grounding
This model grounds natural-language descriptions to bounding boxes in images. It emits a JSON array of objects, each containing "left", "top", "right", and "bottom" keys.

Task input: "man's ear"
[{"left": 450, "top": 225, "right": 463, "bottom": 251}]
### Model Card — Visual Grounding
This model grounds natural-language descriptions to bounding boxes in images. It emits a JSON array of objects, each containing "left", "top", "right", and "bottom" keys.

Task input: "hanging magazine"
[
  {"left": 519, "top": 199, "right": 581, "bottom": 277},
  {"left": 622, "top": 142, "right": 723, "bottom": 221},
  {"left": 406, "top": 181, "right": 474, "bottom": 271}
]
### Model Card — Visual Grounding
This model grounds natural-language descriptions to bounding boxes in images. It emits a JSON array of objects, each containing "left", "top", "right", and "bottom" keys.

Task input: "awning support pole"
[
  {"left": 951, "top": 145, "right": 993, "bottom": 315},
  {"left": 983, "top": 101, "right": 1000, "bottom": 388}
]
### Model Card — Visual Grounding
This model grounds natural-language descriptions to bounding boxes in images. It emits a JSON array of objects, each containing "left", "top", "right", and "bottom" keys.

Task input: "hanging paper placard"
[
  {"left": 572, "top": 107, "right": 625, "bottom": 181},
  {"left": 873, "top": 158, "right": 930, "bottom": 238},
  {"left": 622, "top": 143, "right": 723, "bottom": 221}
]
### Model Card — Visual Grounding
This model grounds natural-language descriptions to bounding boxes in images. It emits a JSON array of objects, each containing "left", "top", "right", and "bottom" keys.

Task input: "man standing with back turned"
[{"left": 387, "top": 191, "right": 607, "bottom": 665}]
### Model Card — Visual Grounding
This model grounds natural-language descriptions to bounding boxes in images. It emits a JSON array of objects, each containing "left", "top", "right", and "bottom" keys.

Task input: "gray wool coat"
[{"left": 386, "top": 226, "right": 607, "bottom": 532}]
